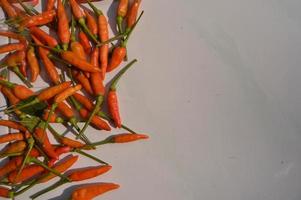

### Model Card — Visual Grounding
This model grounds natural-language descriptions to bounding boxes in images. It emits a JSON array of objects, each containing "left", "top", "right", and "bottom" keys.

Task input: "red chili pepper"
[
  {"left": 27, "top": 46, "right": 40, "bottom": 82},
  {"left": 84, "top": 9, "right": 97, "bottom": 36},
  {"left": 20, "top": 10, "right": 56, "bottom": 28},
  {"left": 111, "top": 133, "right": 149, "bottom": 143},
  {"left": 79, "top": 31, "right": 91, "bottom": 54},
  {"left": 30, "top": 26, "right": 59, "bottom": 48},
  {"left": 45, "top": 0, "right": 55, "bottom": 11},
  {"left": 0, "top": 31, "right": 27, "bottom": 47},
  {"left": 74, "top": 71, "right": 93, "bottom": 95},
  {"left": 57, "top": 0, "right": 70, "bottom": 50},
  {"left": 0, "top": 120, "right": 27, "bottom": 132},
  {"left": 0, "top": 132, "right": 26, "bottom": 144},
  {"left": 8, "top": 164, "right": 44, "bottom": 183},
  {"left": 71, "top": 182, "right": 119, "bottom": 200},
  {"left": 0, "top": 79, "right": 34, "bottom": 100},
  {"left": 126, "top": 0, "right": 141, "bottom": 29},
  {"left": 0, "top": 156, "right": 22, "bottom": 178},
  {"left": 108, "top": 59, "right": 137, "bottom": 127},
  {"left": 0, "top": 186, "right": 10, "bottom": 198},
  {"left": 0, "top": 43, "right": 25, "bottom": 54}
]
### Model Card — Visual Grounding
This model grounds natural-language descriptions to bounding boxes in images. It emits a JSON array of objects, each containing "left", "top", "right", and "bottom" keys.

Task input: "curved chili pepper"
[
  {"left": 30, "top": 26, "right": 59, "bottom": 49},
  {"left": 0, "top": 120, "right": 27, "bottom": 132},
  {"left": 27, "top": 46, "right": 40, "bottom": 82},
  {"left": 71, "top": 182, "right": 120, "bottom": 200},
  {"left": 20, "top": 10, "right": 56, "bottom": 28},
  {"left": 108, "top": 59, "right": 137, "bottom": 127},
  {"left": 79, "top": 108, "right": 111, "bottom": 131},
  {"left": 0, "top": 79, "right": 34, "bottom": 100},
  {"left": 0, "top": 141, "right": 27, "bottom": 156},
  {"left": 19, "top": 52, "right": 27, "bottom": 77},
  {"left": 0, "top": 0, "right": 17, "bottom": 18},
  {"left": 34, "top": 123, "right": 58, "bottom": 159},
  {"left": 74, "top": 72, "right": 93, "bottom": 95},
  {"left": 57, "top": 0, "right": 70, "bottom": 50},
  {"left": 0, "top": 43, "right": 24, "bottom": 54},
  {"left": 126, "top": 0, "right": 141, "bottom": 30}
]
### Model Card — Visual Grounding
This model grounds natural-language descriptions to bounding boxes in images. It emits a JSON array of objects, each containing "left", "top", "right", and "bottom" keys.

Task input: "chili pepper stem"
[
  {"left": 78, "top": 18, "right": 99, "bottom": 44},
  {"left": 29, "top": 157, "right": 70, "bottom": 182},
  {"left": 14, "top": 137, "right": 35, "bottom": 183},
  {"left": 123, "top": 11, "right": 144, "bottom": 46},
  {"left": 0, "top": 79, "right": 15, "bottom": 88},
  {"left": 5, "top": 98, "right": 40, "bottom": 114},
  {"left": 30, "top": 179, "right": 66, "bottom": 199},
  {"left": 117, "top": 16, "right": 123, "bottom": 34},
  {"left": 86, "top": 0, "right": 103, "bottom": 16},
  {"left": 77, "top": 95, "right": 103, "bottom": 139},
  {"left": 91, "top": 138, "right": 111, "bottom": 147},
  {"left": 96, "top": 33, "right": 127, "bottom": 47},
  {"left": 16, "top": 0, "right": 36, "bottom": 16},
  {"left": 48, "top": 54, "right": 71, "bottom": 66},
  {"left": 13, "top": 179, "right": 38, "bottom": 196},
  {"left": 61, "top": 43, "right": 68, "bottom": 51},
  {"left": 11, "top": 66, "right": 33, "bottom": 88},
  {"left": 74, "top": 149, "right": 108, "bottom": 165},
  {"left": 29, "top": 43, "right": 62, "bottom": 53}
]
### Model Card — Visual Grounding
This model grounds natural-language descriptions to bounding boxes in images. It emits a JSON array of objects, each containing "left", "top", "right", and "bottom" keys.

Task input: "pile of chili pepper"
[{"left": 0, "top": 0, "right": 148, "bottom": 199}]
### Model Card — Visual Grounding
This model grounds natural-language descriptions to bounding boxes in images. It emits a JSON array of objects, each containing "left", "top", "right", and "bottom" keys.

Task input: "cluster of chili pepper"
[{"left": 0, "top": 0, "right": 147, "bottom": 199}]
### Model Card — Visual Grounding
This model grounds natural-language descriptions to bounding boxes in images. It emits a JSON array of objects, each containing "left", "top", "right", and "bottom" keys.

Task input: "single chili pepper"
[
  {"left": 57, "top": 102, "right": 81, "bottom": 130},
  {"left": 45, "top": 0, "right": 55, "bottom": 11},
  {"left": 0, "top": 80, "right": 34, "bottom": 100},
  {"left": 0, "top": 156, "right": 22, "bottom": 178},
  {"left": 116, "top": 0, "right": 128, "bottom": 33},
  {"left": 30, "top": 165, "right": 112, "bottom": 199},
  {"left": 8, "top": 164, "right": 44, "bottom": 183},
  {"left": 44, "top": 84, "right": 82, "bottom": 130},
  {"left": 30, "top": 26, "right": 60, "bottom": 49},
  {"left": 126, "top": 0, "right": 141, "bottom": 30},
  {"left": 0, "top": 43, "right": 24, "bottom": 54},
  {"left": 0, "top": 132, "right": 26, "bottom": 143},
  {"left": 20, "top": 10, "right": 56, "bottom": 28},
  {"left": 26, "top": 46, "right": 40, "bottom": 82},
  {"left": 79, "top": 31, "right": 91, "bottom": 54},
  {"left": 72, "top": 92, "right": 135, "bottom": 133},
  {"left": 33, "top": 122, "right": 58, "bottom": 159},
  {"left": 92, "top": 133, "right": 148, "bottom": 147},
  {"left": 69, "top": 0, "right": 98, "bottom": 43},
  {"left": 0, "top": 186, "right": 10, "bottom": 198},
  {"left": 0, "top": 0, "right": 17, "bottom": 18},
  {"left": 0, "top": 141, "right": 27, "bottom": 157},
  {"left": 5, "top": 81, "right": 71, "bottom": 113},
  {"left": 84, "top": 9, "right": 97, "bottom": 36},
  {"left": 32, "top": 35, "right": 60, "bottom": 84},
  {"left": 54, "top": 145, "right": 71, "bottom": 155},
  {"left": 71, "top": 182, "right": 120, "bottom": 200},
  {"left": 70, "top": 16, "right": 87, "bottom": 60},
  {"left": 0, "top": 31, "right": 27, "bottom": 47},
  {"left": 57, "top": 0, "right": 70, "bottom": 50},
  {"left": 1, "top": 87, "right": 21, "bottom": 115},
  {"left": 39, "top": 155, "right": 78, "bottom": 183},
  {"left": 107, "top": 12, "right": 143, "bottom": 72},
  {"left": 0, "top": 120, "right": 27, "bottom": 132},
  {"left": 108, "top": 59, "right": 137, "bottom": 127},
  {"left": 74, "top": 72, "right": 93, "bottom": 95},
  {"left": 59, "top": 135, "right": 88, "bottom": 149}
]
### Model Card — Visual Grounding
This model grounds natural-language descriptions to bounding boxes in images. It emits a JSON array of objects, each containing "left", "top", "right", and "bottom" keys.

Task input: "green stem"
[
  {"left": 43, "top": 103, "right": 57, "bottom": 130},
  {"left": 110, "top": 59, "right": 137, "bottom": 90},
  {"left": 86, "top": 0, "right": 103, "bottom": 16},
  {"left": 5, "top": 97, "right": 39, "bottom": 114},
  {"left": 29, "top": 157, "right": 70, "bottom": 182},
  {"left": 71, "top": 16, "right": 76, "bottom": 42},
  {"left": 78, "top": 18, "right": 99, "bottom": 44},
  {"left": 117, "top": 16, "right": 124, "bottom": 34},
  {"left": 96, "top": 33, "right": 127, "bottom": 47},
  {"left": 13, "top": 179, "right": 37, "bottom": 196},
  {"left": 30, "top": 179, "right": 67, "bottom": 199},
  {"left": 69, "top": 96, "right": 82, "bottom": 111},
  {"left": 11, "top": 66, "right": 33, "bottom": 88},
  {"left": 74, "top": 149, "right": 108, "bottom": 165},
  {"left": 16, "top": 0, "right": 36, "bottom": 16},
  {"left": 76, "top": 95, "right": 103, "bottom": 139},
  {"left": 91, "top": 138, "right": 111, "bottom": 147},
  {"left": 30, "top": 43, "right": 62, "bottom": 53},
  {"left": 0, "top": 79, "right": 15, "bottom": 88},
  {"left": 123, "top": 11, "right": 144, "bottom": 46},
  {"left": 48, "top": 54, "right": 71, "bottom": 66}
]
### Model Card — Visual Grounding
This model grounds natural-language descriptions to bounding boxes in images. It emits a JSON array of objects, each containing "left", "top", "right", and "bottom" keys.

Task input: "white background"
[{"left": 1, "top": 0, "right": 301, "bottom": 199}]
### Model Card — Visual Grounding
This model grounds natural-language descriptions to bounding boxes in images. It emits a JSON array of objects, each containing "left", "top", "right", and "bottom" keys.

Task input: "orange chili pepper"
[
  {"left": 30, "top": 26, "right": 59, "bottom": 48},
  {"left": 34, "top": 125, "right": 58, "bottom": 159},
  {"left": 0, "top": 156, "right": 22, "bottom": 178},
  {"left": 20, "top": 10, "right": 56, "bottom": 28},
  {"left": 8, "top": 164, "right": 44, "bottom": 183},
  {"left": 0, "top": 0, "right": 17, "bottom": 18},
  {"left": 59, "top": 137, "right": 87, "bottom": 148},
  {"left": 57, "top": 102, "right": 75, "bottom": 119},
  {"left": 0, "top": 43, "right": 24, "bottom": 54},
  {"left": 0, "top": 132, "right": 26, "bottom": 144},
  {"left": 79, "top": 108, "right": 111, "bottom": 131},
  {"left": 71, "top": 182, "right": 120, "bottom": 200},
  {"left": 68, "top": 165, "right": 111, "bottom": 181},
  {"left": 0, "top": 79, "right": 34, "bottom": 100},
  {"left": 74, "top": 72, "right": 93, "bottom": 95},
  {"left": 0, "top": 141, "right": 27, "bottom": 155},
  {"left": 27, "top": 46, "right": 40, "bottom": 82},
  {"left": 127, "top": 0, "right": 141, "bottom": 29},
  {"left": 117, "top": 0, "right": 128, "bottom": 18},
  {"left": 0, "top": 120, "right": 27, "bottom": 132},
  {"left": 39, "top": 155, "right": 78, "bottom": 183},
  {"left": 108, "top": 59, "right": 137, "bottom": 127},
  {"left": 38, "top": 81, "right": 71, "bottom": 101},
  {"left": 99, "top": 44, "right": 108, "bottom": 78},
  {"left": 57, "top": 0, "right": 70, "bottom": 50},
  {"left": 0, "top": 186, "right": 10, "bottom": 198},
  {"left": 0, "top": 31, "right": 27, "bottom": 47},
  {"left": 79, "top": 31, "right": 91, "bottom": 54},
  {"left": 107, "top": 46, "right": 126, "bottom": 72},
  {"left": 84, "top": 9, "right": 97, "bottom": 36},
  {"left": 1, "top": 87, "right": 20, "bottom": 105},
  {"left": 45, "top": 0, "right": 56, "bottom": 11},
  {"left": 111, "top": 133, "right": 149, "bottom": 143},
  {"left": 19, "top": 52, "right": 27, "bottom": 77},
  {"left": 42, "top": 108, "right": 59, "bottom": 122},
  {"left": 70, "top": 17, "right": 87, "bottom": 60}
]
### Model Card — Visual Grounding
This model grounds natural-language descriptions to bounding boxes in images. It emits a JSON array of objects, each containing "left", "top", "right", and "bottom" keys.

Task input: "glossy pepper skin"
[{"left": 20, "top": 10, "right": 56, "bottom": 28}]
